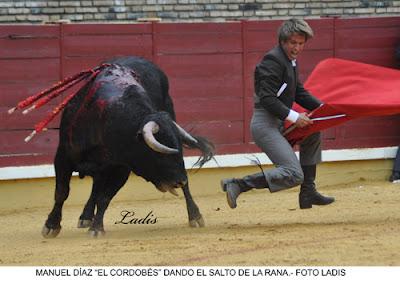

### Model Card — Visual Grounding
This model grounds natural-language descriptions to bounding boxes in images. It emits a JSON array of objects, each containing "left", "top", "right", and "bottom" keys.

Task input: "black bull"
[{"left": 41, "top": 56, "right": 215, "bottom": 238}]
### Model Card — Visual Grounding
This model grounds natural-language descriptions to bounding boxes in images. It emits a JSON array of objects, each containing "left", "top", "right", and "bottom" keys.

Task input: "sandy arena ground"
[{"left": 0, "top": 178, "right": 399, "bottom": 266}]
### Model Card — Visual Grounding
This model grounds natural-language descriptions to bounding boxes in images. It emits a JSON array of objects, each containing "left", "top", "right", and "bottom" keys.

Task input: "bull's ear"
[{"left": 136, "top": 130, "right": 143, "bottom": 139}]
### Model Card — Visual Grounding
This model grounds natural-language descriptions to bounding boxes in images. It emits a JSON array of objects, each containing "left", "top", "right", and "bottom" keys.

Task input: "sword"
[
  {"left": 311, "top": 114, "right": 346, "bottom": 121},
  {"left": 283, "top": 114, "right": 346, "bottom": 136}
]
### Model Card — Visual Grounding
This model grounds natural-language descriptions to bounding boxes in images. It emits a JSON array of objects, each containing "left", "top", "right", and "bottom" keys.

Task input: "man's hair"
[{"left": 278, "top": 18, "right": 314, "bottom": 44}]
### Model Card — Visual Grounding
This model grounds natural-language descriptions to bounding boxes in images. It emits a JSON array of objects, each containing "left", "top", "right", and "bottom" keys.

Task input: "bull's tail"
[
  {"left": 8, "top": 64, "right": 110, "bottom": 142},
  {"left": 184, "top": 135, "right": 215, "bottom": 169}
]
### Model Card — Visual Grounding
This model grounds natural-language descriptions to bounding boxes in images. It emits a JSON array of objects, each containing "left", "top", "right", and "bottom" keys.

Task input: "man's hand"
[{"left": 294, "top": 112, "right": 313, "bottom": 128}]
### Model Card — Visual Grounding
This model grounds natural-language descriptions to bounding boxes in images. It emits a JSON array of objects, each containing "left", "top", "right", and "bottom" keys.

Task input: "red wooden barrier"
[{"left": 1, "top": 18, "right": 400, "bottom": 167}]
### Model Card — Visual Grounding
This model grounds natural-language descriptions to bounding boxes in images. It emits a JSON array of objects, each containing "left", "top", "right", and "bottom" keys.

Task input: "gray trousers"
[{"left": 251, "top": 108, "right": 321, "bottom": 192}]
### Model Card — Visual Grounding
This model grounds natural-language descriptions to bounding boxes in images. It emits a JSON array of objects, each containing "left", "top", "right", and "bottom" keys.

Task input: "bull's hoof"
[
  {"left": 88, "top": 228, "right": 106, "bottom": 238},
  {"left": 189, "top": 215, "right": 205, "bottom": 228},
  {"left": 41, "top": 225, "right": 61, "bottom": 238},
  {"left": 77, "top": 219, "right": 93, "bottom": 228}
]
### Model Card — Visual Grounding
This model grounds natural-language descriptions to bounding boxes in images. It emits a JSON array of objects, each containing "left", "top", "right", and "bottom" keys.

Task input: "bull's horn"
[
  {"left": 173, "top": 122, "right": 198, "bottom": 144},
  {"left": 142, "top": 121, "right": 179, "bottom": 154}
]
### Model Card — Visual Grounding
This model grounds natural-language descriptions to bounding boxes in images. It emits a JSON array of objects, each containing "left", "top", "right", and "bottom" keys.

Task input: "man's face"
[{"left": 281, "top": 33, "right": 306, "bottom": 60}]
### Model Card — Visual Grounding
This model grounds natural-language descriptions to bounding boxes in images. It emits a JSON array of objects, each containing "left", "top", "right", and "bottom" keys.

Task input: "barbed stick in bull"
[{"left": 8, "top": 64, "right": 110, "bottom": 142}]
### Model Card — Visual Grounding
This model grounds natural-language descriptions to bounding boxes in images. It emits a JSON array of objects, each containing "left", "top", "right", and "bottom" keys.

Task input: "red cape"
[{"left": 286, "top": 58, "right": 400, "bottom": 144}]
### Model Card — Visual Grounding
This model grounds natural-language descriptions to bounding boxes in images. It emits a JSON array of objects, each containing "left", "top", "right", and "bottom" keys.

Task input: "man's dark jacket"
[{"left": 254, "top": 45, "right": 322, "bottom": 121}]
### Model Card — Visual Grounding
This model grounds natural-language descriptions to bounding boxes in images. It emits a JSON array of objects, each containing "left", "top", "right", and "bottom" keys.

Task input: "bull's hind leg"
[
  {"left": 182, "top": 182, "right": 205, "bottom": 228},
  {"left": 88, "top": 166, "right": 130, "bottom": 237},
  {"left": 77, "top": 188, "right": 96, "bottom": 228},
  {"left": 42, "top": 149, "right": 73, "bottom": 238},
  {"left": 77, "top": 162, "right": 102, "bottom": 228}
]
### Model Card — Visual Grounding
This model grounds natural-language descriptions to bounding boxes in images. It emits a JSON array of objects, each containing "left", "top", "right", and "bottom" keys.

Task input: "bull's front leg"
[
  {"left": 88, "top": 166, "right": 130, "bottom": 237},
  {"left": 182, "top": 182, "right": 205, "bottom": 227}
]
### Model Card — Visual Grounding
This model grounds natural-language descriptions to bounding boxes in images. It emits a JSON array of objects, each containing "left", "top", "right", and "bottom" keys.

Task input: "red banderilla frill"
[{"left": 8, "top": 63, "right": 110, "bottom": 142}]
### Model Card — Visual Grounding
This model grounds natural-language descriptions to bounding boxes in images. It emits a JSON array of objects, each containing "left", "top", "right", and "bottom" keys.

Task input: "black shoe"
[
  {"left": 389, "top": 171, "right": 400, "bottom": 183},
  {"left": 220, "top": 179, "right": 242, "bottom": 209},
  {"left": 299, "top": 191, "right": 335, "bottom": 209}
]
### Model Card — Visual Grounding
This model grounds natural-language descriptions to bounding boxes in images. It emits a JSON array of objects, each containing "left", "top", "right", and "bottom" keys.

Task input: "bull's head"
[{"left": 135, "top": 112, "right": 196, "bottom": 195}]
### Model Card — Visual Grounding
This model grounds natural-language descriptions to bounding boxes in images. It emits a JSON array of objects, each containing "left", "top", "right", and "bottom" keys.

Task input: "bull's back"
[
  {"left": 105, "top": 56, "right": 175, "bottom": 119},
  {"left": 58, "top": 65, "right": 143, "bottom": 149}
]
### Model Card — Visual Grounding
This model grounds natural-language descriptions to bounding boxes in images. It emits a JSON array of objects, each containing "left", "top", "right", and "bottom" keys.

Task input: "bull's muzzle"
[{"left": 157, "top": 179, "right": 187, "bottom": 196}]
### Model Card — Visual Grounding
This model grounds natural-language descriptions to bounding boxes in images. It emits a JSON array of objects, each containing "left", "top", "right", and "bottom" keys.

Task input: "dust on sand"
[{"left": 0, "top": 181, "right": 399, "bottom": 266}]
